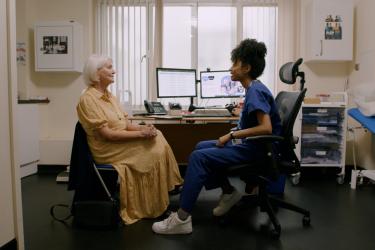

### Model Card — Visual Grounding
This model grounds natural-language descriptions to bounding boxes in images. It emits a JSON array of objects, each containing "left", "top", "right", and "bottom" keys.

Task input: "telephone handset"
[{"left": 144, "top": 100, "right": 167, "bottom": 115}]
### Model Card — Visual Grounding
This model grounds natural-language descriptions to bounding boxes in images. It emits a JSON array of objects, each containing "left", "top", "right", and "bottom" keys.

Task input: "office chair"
[
  {"left": 68, "top": 122, "right": 118, "bottom": 204},
  {"left": 224, "top": 58, "right": 310, "bottom": 238}
]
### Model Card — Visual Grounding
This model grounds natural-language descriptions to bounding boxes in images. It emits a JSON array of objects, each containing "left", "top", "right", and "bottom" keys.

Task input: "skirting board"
[
  {"left": 20, "top": 161, "right": 38, "bottom": 178},
  {"left": 0, "top": 238, "right": 17, "bottom": 250}
]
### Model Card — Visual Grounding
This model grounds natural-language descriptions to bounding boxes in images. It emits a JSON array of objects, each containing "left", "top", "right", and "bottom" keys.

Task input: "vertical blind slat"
[
  {"left": 96, "top": 1, "right": 100, "bottom": 52},
  {"left": 139, "top": 1, "right": 142, "bottom": 105},
  {"left": 132, "top": 0, "right": 137, "bottom": 103},
  {"left": 121, "top": 0, "right": 125, "bottom": 99},
  {"left": 115, "top": 0, "right": 120, "bottom": 98},
  {"left": 127, "top": 1, "right": 131, "bottom": 103},
  {"left": 109, "top": 0, "right": 113, "bottom": 93}
]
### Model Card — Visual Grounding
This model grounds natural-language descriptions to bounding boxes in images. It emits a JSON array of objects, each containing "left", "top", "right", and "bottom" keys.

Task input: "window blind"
[
  {"left": 96, "top": 0, "right": 149, "bottom": 105},
  {"left": 96, "top": 0, "right": 279, "bottom": 105}
]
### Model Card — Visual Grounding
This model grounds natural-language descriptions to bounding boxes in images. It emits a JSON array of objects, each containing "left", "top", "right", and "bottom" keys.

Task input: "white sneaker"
[
  {"left": 213, "top": 189, "right": 242, "bottom": 216},
  {"left": 152, "top": 212, "right": 192, "bottom": 235}
]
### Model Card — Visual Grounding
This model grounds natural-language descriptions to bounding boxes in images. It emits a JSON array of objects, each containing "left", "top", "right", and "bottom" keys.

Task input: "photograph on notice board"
[
  {"left": 40, "top": 36, "right": 68, "bottom": 54},
  {"left": 324, "top": 14, "right": 342, "bottom": 40},
  {"left": 16, "top": 42, "right": 26, "bottom": 65}
]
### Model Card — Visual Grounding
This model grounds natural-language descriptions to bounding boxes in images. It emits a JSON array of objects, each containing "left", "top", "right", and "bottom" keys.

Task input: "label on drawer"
[
  {"left": 317, "top": 109, "right": 328, "bottom": 113},
  {"left": 317, "top": 126, "right": 327, "bottom": 131},
  {"left": 315, "top": 151, "right": 327, "bottom": 156}
]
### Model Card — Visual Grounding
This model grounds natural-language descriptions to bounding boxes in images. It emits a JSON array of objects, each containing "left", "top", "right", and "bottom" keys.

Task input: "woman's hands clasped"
[{"left": 140, "top": 124, "right": 157, "bottom": 139}]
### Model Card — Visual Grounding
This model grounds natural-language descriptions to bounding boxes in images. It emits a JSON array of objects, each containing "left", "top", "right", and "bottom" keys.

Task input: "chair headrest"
[{"left": 279, "top": 58, "right": 303, "bottom": 85}]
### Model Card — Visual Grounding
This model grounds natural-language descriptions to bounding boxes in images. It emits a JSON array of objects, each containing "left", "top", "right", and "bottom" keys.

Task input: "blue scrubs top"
[{"left": 239, "top": 80, "right": 282, "bottom": 136}]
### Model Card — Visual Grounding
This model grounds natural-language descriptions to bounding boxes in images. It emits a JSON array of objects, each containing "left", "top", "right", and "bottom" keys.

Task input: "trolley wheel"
[
  {"left": 336, "top": 175, "right": 345, "bottom": 185},
  {"left": 291, "top": 175, "right": 300, "bottom": 185},
  {"left": 270, "top": 228, "right": 281, "bottom": 239},
  {"left": 302, "top": 216, "right": 311, "bottom": 227}
]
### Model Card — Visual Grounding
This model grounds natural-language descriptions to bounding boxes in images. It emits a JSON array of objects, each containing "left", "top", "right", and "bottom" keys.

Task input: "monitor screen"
[
  {"left": 156, "top": 68, "right": 197, "bottom": 98},
  {"left": 200, "top": 70, "right": 245, "bottom": 98}
]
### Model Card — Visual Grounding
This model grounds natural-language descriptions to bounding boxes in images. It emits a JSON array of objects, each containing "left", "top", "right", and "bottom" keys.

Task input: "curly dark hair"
[{"left": 231, "top": 39, "right": 267, "bottom": 79}]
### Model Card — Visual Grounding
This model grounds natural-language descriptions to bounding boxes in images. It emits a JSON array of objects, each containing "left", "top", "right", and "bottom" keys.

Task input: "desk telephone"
[{"left": 144, "top": 100, "right": 167, "bottom": 115}]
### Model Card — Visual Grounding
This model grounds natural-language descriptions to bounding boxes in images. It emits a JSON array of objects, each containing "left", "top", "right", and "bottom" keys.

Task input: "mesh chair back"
[{"left": 275, "top": 88, "right": 307, "bottom": 139}]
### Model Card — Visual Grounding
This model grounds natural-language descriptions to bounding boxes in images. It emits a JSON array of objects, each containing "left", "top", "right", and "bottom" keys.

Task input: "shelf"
[
  {"left": 302, "top": 103, "right": 346, "bottom": 108},
  {"left": 18, "top": 99, "right": 50, "bottom": 104}
]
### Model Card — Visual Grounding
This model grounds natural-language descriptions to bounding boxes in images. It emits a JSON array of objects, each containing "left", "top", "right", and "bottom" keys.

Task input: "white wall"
[
  {"left": 1, "top": 0, "right": 24, "bottom": 248},
  {"left": 299, "top": 0, "right": 351, "bottom": 97},
  {"left": 0, "top": 0, "right": 16, "bottom": 245},
  {"left": 347, "top": 0, "right": 375, "bottom": 170},
  {"left": 16, "top": 0, "right": 94, "bottom": 164}
]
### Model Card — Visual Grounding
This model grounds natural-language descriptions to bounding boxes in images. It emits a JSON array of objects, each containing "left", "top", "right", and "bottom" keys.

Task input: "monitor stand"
[{"left": 188, "top": 97, "right": 204, "bottom": 112}]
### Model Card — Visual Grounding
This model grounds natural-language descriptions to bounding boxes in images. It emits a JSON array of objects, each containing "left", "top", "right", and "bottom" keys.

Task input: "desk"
[
  {"left": 348, "top": 108, "right": 375, "bottom": 189},
  {"left": 129, "top": 116, "right": 238, "bottom": 164}
]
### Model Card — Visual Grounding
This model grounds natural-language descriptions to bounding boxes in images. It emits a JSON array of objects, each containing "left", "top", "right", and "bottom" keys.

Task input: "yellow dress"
[{"left": 77, "top": 87, "right": 183, "bottom": 224}]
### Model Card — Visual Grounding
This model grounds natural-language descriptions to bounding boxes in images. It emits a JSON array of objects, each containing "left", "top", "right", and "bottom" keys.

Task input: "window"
[
  {"left": 161, "top": 6, "right": 193, "bottom": 105},
  {"left": 243, "top": 6, "right": 278, "bottom": 94},
  {"left": 96, "top": 0, "right": 277, "bottom": 107},
  {"left": 197, "top": 6, "right": 237, "bottom": 106},
  {"left": 163, "top": 6, "right": 192, "bottom": 68},
  {"left": 96, "top": 1, "right": 148, "bottom": 105},
  {"left": 197, "top": 7, "right": 236, "bottom": 74},
  {"left": 161, "top": 2, "right": 278, "bottom": 107}
]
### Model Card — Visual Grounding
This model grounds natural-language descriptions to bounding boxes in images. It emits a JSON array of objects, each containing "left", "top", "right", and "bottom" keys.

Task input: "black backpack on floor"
[{"left": 50, "top": 162, "right": 122, "bottom": 230}]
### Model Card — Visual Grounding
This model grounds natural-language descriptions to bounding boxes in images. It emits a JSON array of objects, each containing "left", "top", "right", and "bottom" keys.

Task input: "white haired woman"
[{"left": 77, "top": 54, "right": 183, "bottom": 224}]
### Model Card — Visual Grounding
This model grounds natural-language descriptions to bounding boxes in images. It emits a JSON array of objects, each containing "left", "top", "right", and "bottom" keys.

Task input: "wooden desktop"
[{"left": 129, "top": 116, "right": 239, "bottom": 164}]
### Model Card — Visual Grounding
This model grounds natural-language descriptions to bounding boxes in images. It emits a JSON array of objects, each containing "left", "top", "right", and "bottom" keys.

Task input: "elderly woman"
[{"left": 77, "top": 54, "right": 183, "bottom": 224}]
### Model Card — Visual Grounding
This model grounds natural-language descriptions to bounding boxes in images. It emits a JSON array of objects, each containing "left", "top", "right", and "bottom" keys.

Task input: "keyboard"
[{"left": 183, "top": 109, "right": 232, "bottom": 117}]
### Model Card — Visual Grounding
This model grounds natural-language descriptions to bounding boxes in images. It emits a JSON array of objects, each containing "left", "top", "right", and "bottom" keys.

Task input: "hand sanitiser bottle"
[{"left": 122, "top": 90, "right": 133, "bottom": 116}]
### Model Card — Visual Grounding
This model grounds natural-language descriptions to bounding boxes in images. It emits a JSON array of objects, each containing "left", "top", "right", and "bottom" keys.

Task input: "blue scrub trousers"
[{"left": 179, "top": 140, "right": 261, "bottom": 213}]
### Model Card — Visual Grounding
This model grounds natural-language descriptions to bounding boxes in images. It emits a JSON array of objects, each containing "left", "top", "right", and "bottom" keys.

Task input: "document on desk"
[{"left": 147, "top": 115, "right": 182, "bottom": 119}]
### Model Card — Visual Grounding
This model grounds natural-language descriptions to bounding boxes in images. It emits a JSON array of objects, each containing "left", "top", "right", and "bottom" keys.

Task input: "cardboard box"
[{"left": 304, "top": 97, "right": 321, "bottom": 104}]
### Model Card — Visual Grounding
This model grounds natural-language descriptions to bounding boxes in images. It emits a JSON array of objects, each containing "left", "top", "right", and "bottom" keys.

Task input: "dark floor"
[{"left": 22, "top": 171, "right": 375, "bottom": 250}]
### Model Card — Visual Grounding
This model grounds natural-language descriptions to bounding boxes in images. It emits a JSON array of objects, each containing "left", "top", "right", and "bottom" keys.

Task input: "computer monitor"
[
  {"left": 200, "top": 70, "right": 245, "bottom": 98},
  {"left": 156, "top": 68, "right": 197, "bottom": 98}
]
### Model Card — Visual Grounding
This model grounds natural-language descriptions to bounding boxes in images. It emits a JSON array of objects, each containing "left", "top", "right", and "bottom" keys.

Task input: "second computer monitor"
[
  {"left": 200, "top": 70, "right": 244, "bottom": 98},
  {"left": 156, "top": 68, "right": 197, "bottom": 98}
]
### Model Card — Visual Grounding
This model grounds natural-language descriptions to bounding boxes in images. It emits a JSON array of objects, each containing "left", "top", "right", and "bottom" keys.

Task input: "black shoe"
[{"left": 168, "top": 185, "right": 182, "bottom": 196}]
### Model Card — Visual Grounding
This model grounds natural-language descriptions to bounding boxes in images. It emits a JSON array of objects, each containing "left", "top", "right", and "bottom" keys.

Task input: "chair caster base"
[
  {"left": 270, "top": 228, "right": 281, "bottom": 239},
  {"left": 260, "top": 224, "right": 281, "bottom": 239},
  {"left": 302, "top": 215, "right": 311, "bottom": 227},
  {"left": 214, "top": 214, "right": 230, "bottom": 226}
]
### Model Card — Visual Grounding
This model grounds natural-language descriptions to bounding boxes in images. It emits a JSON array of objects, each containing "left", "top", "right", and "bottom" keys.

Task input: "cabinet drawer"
[
  {"left": 301, "top": 148, "right": 342, "bottom": 164},
  {"left": 302, "top": 107, "right": 345, "bottom": 126},
  {"left": 301, "top": 133, "right": 342, "bottom": 145},
  {"left": 302, "top": 124, "right": 342, "bottom": 134}
]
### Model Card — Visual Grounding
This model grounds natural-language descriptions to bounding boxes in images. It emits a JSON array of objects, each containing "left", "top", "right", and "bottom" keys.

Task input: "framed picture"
[{"left": 34, "top": 21, "right": 82, "bottom": 72}]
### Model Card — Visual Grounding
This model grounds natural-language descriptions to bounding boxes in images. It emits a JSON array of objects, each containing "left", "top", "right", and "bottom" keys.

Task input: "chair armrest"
[
  {"left": 293, "top": 136, "right": 299, "bottom": 144},
  {"left": 244, "top": 135, "right": 284, "bottom": 143}
]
